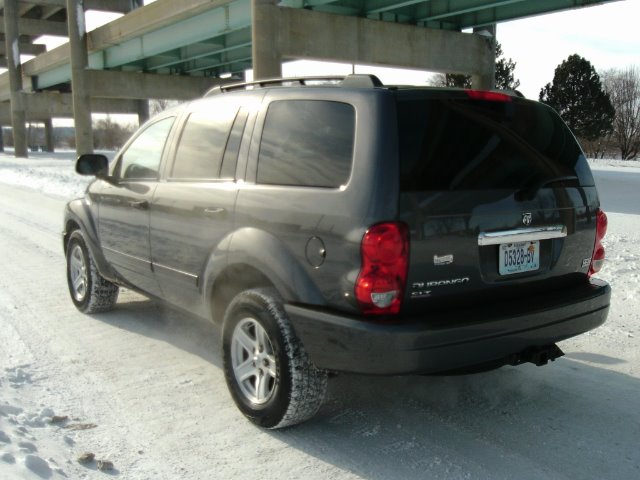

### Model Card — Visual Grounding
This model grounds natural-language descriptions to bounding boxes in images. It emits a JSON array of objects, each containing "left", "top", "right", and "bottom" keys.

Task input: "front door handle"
[
  {"left": 204, "top": 207, "right": 226, "bottom": 217},
  {"left": 130, "top": 200, "right": 149, "bottom": 210}
]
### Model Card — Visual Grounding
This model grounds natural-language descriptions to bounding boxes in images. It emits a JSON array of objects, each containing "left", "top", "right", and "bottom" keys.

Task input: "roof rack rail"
[
  {"left": 341, "top": 74, "right": 384, "bottom": 88},
  {"left": 205, "top": 76, "right": 344, "bottom": 96},
  {"left": 204, "top": 74, "right": 384, "bottom": 96}
]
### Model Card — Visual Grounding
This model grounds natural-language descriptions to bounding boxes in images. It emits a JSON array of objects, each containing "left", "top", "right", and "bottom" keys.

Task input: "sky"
[
  {"left": 23, "top": 0, "right": 640, "bottom": 125},
  {"left": 498, "top": 0, "right": 640, "bottom": 98}
]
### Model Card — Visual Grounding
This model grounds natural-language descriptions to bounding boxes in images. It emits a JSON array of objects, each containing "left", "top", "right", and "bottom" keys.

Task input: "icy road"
[{"left": 0, "top": 153, "right": 639, "bottom": 479}]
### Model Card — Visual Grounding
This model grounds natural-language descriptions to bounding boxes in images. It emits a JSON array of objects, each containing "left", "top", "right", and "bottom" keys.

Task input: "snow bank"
[
  {"left": 0, "top": 151, "right": 113, "bottom": 201},
  {"left": 588, "top": 157, "right": 640, "bottom": 172}
]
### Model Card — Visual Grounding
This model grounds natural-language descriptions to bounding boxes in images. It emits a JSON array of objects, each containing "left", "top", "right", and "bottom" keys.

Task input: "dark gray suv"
[{"left": 63, "top": 75, "right": 611, "bottom": 428}]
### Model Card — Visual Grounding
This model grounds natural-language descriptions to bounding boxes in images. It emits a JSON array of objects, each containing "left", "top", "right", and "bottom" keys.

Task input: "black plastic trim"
[{"left": 285, "top": 278, "right": 611, "bottom": 375}]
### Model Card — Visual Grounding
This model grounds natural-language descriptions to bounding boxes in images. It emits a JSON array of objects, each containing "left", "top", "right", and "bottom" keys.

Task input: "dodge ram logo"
[{"left": 522, "top": 212, "right": 532, "bottom": 226}]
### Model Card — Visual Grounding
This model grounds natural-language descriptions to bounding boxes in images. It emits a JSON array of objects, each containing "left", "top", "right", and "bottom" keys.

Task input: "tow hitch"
[{"left": 509, "top": 344, "right": 565, "bottom": 367}]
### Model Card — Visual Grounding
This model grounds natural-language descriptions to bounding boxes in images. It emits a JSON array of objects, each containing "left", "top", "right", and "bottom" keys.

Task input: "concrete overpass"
[{"left": 0, "top": 0, "right": 623, "bottom": 157}]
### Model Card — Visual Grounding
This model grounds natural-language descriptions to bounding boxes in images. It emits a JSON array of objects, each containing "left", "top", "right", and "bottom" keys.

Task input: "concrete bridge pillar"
[
  {"left": 471, "top": 25, "right": 496, "bottom": 90},
  {"left": 67, "top": 0, "right": 94, "bottom": 155},
  {"left": 44, "top": 119, "right": 55, "bottom": 153},
  {"left": 251, "top": 0, "right": 282, "bottom": 80},
  {"left": 137, "top": 100, "right": 150, "bottom": 126},
  {"left": 3, "top": 0, "right": 28, "bottom": 158}
]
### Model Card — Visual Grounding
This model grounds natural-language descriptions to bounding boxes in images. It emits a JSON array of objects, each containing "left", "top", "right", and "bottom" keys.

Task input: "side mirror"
[{"left": 75, "top": 154, "right": 109, "bottom": 178}]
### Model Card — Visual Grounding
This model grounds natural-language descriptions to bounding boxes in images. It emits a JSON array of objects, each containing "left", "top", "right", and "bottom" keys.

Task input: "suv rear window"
[
  {"left": 257, "top": 100, "right": 354, "bottom": 188},
  {"left": 397, "top": 96, "right": 594, "bottom": 191}
]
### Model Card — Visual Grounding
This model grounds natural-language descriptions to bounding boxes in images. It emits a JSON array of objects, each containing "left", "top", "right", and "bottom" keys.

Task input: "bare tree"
[
  {"left": 93, "top": 117, "right": 136, "bottom": 150},
  {"left": 602, "top": 66, "right": 640, "bottom": 160},
  {"left": 150, "top": 99, "right": 178, "bottom": 115}
]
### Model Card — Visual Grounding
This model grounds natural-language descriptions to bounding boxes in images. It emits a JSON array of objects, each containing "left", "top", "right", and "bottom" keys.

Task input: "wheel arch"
[
  {"left": 63, "top": 198, "right": 116, "bottom": 282},
  {"left": 204, "top": 227, "right": 326, "bottom": 324}
]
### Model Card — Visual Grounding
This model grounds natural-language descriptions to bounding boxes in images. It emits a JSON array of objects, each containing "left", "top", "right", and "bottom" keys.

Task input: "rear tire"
[
  {"left": 66, "top": 230, "right": 119, "bottom": 313},
  {"left": 222, "top": 288, "right": 327, "bottom": 429}
]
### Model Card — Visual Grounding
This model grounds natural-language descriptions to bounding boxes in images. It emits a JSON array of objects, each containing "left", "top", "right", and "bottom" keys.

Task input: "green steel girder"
[
  {"left": 145, "top": 27, "right": 251, "bottom": 72},
  {"left": 416, "top": 0, "right": 526, "bottom": 22},
  {"left": 416, "top": 0, "right": 530, "bottom": 22},
  {"left": 419, "top": 0, "right": 621, "bottom": 28},
  {"left": 35, "top": 0, "right": 251, "bottom": 88},
  {"left": 365, "top": 0, "right": 429, "bottom": 15},
  {"left": 279, "top": 0, "right": 620, "bottom": 30},
  {"left": 304, "top": 0, "right": 343, "bottom": 6},
  {"left": 103, "top": 1, "right": 251, "bottom": 68},
  {"left": 186, "top": 55, "right": 253, "bottom": 74},
  {"left": 168, "top": 43, "right": 252, "bottom": 73}
]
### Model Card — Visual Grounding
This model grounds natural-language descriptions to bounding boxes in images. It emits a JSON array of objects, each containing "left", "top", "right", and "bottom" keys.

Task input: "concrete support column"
[
  {"left": 251, "top": 0, "right": 282, "bottom": 80},
  {"left": 67, "top": 0, "right": 93, "bottom": 155},
  {"left": 471, "top": 24, "right": 496, "bottom": 90},
  {"left": 44, "top": 119, "right": 55, "bottom": 152},
  {"left": 137, "top": 99, "right": 149, "bottom": 126},
  {"left": 3, "top": 0, "right": 28, "bottom": 158}
]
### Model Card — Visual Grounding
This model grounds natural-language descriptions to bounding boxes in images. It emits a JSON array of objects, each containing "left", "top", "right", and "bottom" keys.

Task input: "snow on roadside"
[
  {"left": 588, "top": 157, "right": 640, "bottom": 171},
  {"left": 0, "top": 151, "right": 117, "bottom": 479},
  {"left": 0, "top": 366, "right": 78, "bottom": 479},
  {"left": 0, "top": 335, "right": 117, "bottom": 479},
  {"left": 0, "top": 151, "right": 113, "bottom": 201}
]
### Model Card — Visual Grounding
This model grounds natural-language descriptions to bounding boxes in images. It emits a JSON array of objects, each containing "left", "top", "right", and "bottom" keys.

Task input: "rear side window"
[
  {"left": 257, "top": 100, "right": 354, "bottom": 188},
  {"left": 397, "top": 97, "right": 594, "bottom": 191},
  {"left": 171, "top": 105, "right": 238, "bottom": 180}
]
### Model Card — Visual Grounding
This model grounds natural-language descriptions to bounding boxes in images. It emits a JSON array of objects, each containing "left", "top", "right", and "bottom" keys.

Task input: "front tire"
[
  {"left": 66, "top": 230, "right": 119, "bottom": 313},
  {"left": 222, "top": 288, "right": 327, "bottom": 429}
]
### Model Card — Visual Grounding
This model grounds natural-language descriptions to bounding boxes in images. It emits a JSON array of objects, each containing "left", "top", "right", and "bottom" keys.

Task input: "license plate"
[{"left": 499, "top": 241, "right": 539, "bottom": 275}]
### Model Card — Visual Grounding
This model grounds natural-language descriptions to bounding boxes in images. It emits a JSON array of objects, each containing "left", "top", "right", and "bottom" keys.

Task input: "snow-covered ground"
[{"left": 0, "top": 151, "right": 639, "bottom": 479}]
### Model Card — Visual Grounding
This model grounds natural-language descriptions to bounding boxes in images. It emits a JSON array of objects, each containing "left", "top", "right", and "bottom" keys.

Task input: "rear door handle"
[{"left": 130, "top": 200, "right": 149, "bottom": 210}]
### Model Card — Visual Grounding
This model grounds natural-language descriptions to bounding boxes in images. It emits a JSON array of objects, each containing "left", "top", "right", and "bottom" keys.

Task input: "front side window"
[
  {"left": 257, "top": 100, "right": 355, "bottom": 188},
  {"left": 119, "top": 117, "right": 175, "bottom": 181}
]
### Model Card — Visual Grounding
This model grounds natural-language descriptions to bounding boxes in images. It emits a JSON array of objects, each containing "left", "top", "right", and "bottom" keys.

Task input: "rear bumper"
[{"left": 285, "top": 278, "right": 610, "bottom": 375}]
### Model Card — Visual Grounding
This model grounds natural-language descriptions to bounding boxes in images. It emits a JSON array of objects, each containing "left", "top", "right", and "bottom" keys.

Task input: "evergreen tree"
[
  {"left": 443, "top": 73, "right": 472, "bottom": 88},
  {"left": 495, "top": 43, "right": 520, "bottom": 91},
  {"left": 539, "top": 54, "right": 614, "bottom": 141}
]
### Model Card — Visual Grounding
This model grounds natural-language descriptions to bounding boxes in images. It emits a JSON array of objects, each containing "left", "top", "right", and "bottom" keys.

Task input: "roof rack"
[{"left": 204, "top": 74, "right": 384, "bottom": 96}]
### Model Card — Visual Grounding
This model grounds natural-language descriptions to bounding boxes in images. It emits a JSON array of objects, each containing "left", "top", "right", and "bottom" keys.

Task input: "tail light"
[
  {"left": 355, "top": 222, "right": 409, "bottom": 315},
  {"left": 465, "top": 90, "right": 512, "bottom": 102},
  {"left": 588, "top": 208, "right": 607, "bottom": 277}
]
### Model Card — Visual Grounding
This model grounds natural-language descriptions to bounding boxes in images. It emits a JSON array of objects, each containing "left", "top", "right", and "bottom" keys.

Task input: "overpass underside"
[{"left": 0, "top": 0, "right": 621, "bottom": 157}]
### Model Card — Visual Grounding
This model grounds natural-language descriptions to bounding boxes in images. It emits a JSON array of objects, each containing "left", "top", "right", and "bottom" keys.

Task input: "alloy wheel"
[{"left": 230, "top": 318, "right": 278, "bottom": 405}]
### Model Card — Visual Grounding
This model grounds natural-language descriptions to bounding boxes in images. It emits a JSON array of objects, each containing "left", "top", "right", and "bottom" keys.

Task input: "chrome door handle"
[
  {"left": 204, "top": 207, "right": 226, "bottom": 217},
  {"left": 130, "top": 200, "right": 149, "bottom": 210}
]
